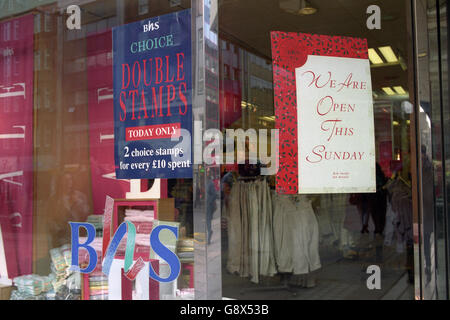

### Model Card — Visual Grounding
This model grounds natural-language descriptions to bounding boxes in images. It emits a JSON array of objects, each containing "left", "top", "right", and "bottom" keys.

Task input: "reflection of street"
[
  {"left": 206, "top": 179, "right": 218, "bottom": 245},
  {"left": 194, "top": 200, "right": 221, "bottom": 246},
  {"left": 423, "top": 232, "right": 437, "bottom": 299},
  {"left": 193, "top": 198, "right": 222, "bottom": 299}
]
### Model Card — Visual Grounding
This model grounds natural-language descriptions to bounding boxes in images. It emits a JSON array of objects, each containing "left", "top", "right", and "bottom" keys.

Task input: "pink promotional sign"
[
  {"left": 0, "top": 14, "right": 34, "bottom": 278},
  {"left": 87, "top": 30, "right": 129, "bottom": 215},
  {"left": 270, "top": 32, "right": 371, "bottom": 194}
]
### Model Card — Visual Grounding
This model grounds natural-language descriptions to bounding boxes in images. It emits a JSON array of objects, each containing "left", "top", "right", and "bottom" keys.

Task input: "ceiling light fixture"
[
  {"left": 259, "top": 116, "right": 276, "bottom": 122},
  {"left": 393, "top": 86, "right": 406, "bottom": 95},
  {"left": 297, "top": 0, "right": 317, "bottom": 15},
  {"left": 280, "top": 0, "right": 317, "bottom": 15},
  {"left": 378, "top": 46, "right": 398, "bottom": 63},
  {"left": 382, "top": 87, "right": 396, "bottom": 95},
  {"left": 368, "top": 48, "right": 383, "bottom": 64}
]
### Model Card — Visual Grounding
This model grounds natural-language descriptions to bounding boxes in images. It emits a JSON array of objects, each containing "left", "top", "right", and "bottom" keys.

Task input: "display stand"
[
  {"left": 82, "top": 258, "right": 160, "bottom": 300},
  {"left": 81, "top": 178, "right": 174, "bottom": 300},
  {"left": 112, "top": 257, "right": 160, "bottom": 300},
  {"left": 112, "top": 198, "right": 176, "bottom": 232},
  {"left": 80, "top": 177, "right": 184, "bottom": 300}
]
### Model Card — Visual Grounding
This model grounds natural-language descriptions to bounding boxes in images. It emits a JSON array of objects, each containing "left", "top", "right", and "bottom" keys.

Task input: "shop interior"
[
  {"left": 218, "top": 0, "right": 415, "bottom": 300},
  {"left": 0, "top": 0, "right": 417, "bottom": 300}
]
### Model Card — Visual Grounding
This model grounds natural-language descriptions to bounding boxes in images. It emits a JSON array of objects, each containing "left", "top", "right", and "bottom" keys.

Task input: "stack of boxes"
[
  {"left": 87, "top": 271, "right": 108, "bottom": 300},
  {"left": 10, "top": 244, "right": 81, "bottom": 300},
  {"left": 123, "top": 209, "right": 155, "bottom": 259},
  {"left": 10, "top": 274, "right": 52, "bottom": 300},
  {"left": 77, "top": 237, "right": 108, "bottom": 300}
]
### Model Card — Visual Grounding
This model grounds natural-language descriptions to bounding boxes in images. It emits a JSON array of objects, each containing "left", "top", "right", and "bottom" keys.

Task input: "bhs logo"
[
  {"left": 69, "top": 221, "right": 180, "bottom": 283},
  {"left": 143, "top": 21, "right": 160, "bottom": 32}
]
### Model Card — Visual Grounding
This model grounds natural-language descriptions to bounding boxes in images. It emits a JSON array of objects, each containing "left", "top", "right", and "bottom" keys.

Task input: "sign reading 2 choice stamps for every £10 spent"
[{"left": 113, "top": 9, "right": 192, "bottom": 179}]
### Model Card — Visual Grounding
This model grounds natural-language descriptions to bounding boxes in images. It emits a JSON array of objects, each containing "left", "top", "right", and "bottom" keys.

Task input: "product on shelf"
[
  {"left": 87, "top": 215, "right": 104, "bottom": 237},
  {"left": 10, "top": 244, "right": 81, "bottom": 300}
]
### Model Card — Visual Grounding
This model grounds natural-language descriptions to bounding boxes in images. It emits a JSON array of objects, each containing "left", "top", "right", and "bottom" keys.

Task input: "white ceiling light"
[
  {"left": 393, "top": 86, "right": 406, "bottom": 95},
  {"left": 259, "top": 116, "right": 276, "bottom": 122},
  {"left": 368, "top": 48, "right": 383, "bottom": 64},
  {"left": 382, "top": 87, "right": 395, "bottom": 95},
  {"left": 378, "top": 46, "right": 398, "bottom": 63}
]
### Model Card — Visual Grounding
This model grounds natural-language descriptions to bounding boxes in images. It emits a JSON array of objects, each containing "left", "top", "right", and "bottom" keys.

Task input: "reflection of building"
[
  {"left": 220, "top": 40, "right": 275, "bottom": 131},
  {"left": 219, "top": 41, "right": 242, "bottom": 129}
]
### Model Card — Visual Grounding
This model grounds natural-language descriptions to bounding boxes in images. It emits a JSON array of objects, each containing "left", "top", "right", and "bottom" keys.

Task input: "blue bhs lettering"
[{"left": 69, "top": 222, "right": 181, "bottom": 283}]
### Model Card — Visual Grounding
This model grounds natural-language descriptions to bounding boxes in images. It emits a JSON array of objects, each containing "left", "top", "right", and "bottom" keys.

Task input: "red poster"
[
  {"left": 0, "top": 15, "right": 34, "bottom": 278},
  {"left": 87, "top": 31, "right": 129, "bottom": 215},
  {"left": 220, "top": 44, "right": 242, "bottom": 129},
  {"left": 270, "top": 32, "right": 368, "bottom": 194}
]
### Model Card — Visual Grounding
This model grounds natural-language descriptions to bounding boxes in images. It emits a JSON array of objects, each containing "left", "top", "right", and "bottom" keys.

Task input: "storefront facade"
[{"left": 0, "top": 0, "right": 448, "bottom": 300}]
